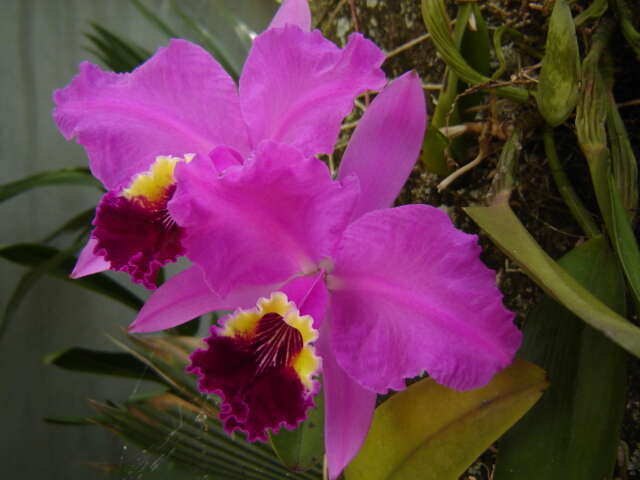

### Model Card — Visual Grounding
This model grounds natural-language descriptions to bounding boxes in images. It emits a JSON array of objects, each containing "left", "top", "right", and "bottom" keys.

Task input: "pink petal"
[
  {"left": 268, "top": 0, "right": 311, "bottom": 31},
  {"left": 53, "top": 40, "right": 249, "bottom": 191},
  {"left": 328, "top": 205, "right": 521, "bottom": 393},
  {"left": 208, "top": 145, "right": 243, "bottom": 174},
  {"left": 338, "top": 71, "right": 426, "bottom": 220},
  {"left": 71, "top": 237, "right": 110, "bottom": 278},
  {"left": 129, "top": 266, "right": 275, "bottom": 333},
  {"left": 239, "top": 27, "right": 386, "bottom": 157},
  {"left": 318, "top": 331, "right": 376, "bottom": 480},
  {"left": 281, "top": 273, "right": 329, "bottom": 329},
  {"left": 169, "top": 141, "right": 359, "bottom": 297}
]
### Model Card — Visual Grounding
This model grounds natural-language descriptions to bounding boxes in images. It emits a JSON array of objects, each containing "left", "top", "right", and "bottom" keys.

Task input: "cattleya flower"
[
  {"left": 129, "top": 69, "right": 522, "bottom": 478},
  {"left": 52, "top": 0, "right": 385, "bottom": 289},
  {"left": 55, "top": 0, "right": 521, "bottom": 476}
]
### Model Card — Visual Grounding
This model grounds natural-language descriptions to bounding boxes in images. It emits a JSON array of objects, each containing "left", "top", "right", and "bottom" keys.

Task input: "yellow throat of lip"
[
  {"left": 123, "top": 154, "right": 194, "bottom": 202},
  {"left": 222, "top": 292, "right": 321, "bottom": 390}
]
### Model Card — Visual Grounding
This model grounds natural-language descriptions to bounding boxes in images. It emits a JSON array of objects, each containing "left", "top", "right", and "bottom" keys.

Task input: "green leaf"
[
  {"left": 345, "top": 360, "right": 547, "bottom": 480},
  {"left": 536, "top": 0, "right": 581, "bottom": 126},
  {"left": 43, "top": 415, "right": 97, "bottom": 426},
  {"left": 607, "top": 94, "right": 638, "bottom": 217},
  {"left": 169, "top": 0, "right": 240, "bottom": 80},
  {"left": 574, "top": 0, "right": 608, "bottom": 27},
  {"left": 420, "top": 128, "right": 451, "bottom": 175},
  {"left": 0, "top": 243, "right": 143, "bottom": 311},
  {"left": 613, "top": 0, "right": 640, "bottom": 59},
  {"left": 103, "top": 461, "right": 204, "bottom": 479},
  {"left": 44, "top": 347, "right": 163, "bottom": 383},
  {"left": 48, "top": 333, "right": 323, "bottom": 478},
  {"left": 90, "top": 392, "right": 321, "bottom": 479},
  {"left": 465, "top": 201, "right": 640, "bottom": 357},
  {"left": 608, "top": 176, "right": 640, "bottom": 309},
  {"left": 270, "top": 386, "right": 324, "bottom": 472},
  {"left": 420, "top": 3, "right": 471, "bottom": 175},
  {"left": 85, "top": 22, "right": 150, "bottom": 73},
  {"left": 41, "top": 208, "right": 95, "bottom": 243},
  {"left": 111, "top": 335, "right": 216, "bottom": 414},
  {"left": 130, "top": 0, "right": 180, "bottom": 38},
  {"left": 421, "top": 0, "right": 529, "bottom": 102},
  {"left": 458, "top": 4, "right": 491, "bottom": 122},
  {"left": 168, "top": 316, "right": 201, "bottom": 336},
  {"left": 460, "top": 4, "right": 490, "bottom": 77},
  {"left": 93, "top": 395, "right": 273, "bottom": 479},
  {"left": 544, "top": 127, "right": 600, "bottom": 238},
  {"left": 575, "top": 29, "right": 640, "bottom": 310},
  {"left": 1, "top": 243, "right": 82, "bottom": 339},
  {"left": 0, "top": 167, "right": 101, "bottom": 203},
  {"left": 494, "top": 236, "right": 626, "bottom": 480}
]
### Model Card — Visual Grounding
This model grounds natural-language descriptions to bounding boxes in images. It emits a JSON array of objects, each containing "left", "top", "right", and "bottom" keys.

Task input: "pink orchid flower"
[
  {"left": 52, "top": 0, "right": 385, "bottom": 289},
  {"left": 129, "top": 69, "right": 522, "bottom": 477}
]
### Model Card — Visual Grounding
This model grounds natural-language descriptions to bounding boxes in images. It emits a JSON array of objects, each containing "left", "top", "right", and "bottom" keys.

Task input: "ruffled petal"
[
  {"left": 328, "top": 205, "right": 521, "bottom": 393},
  {"left": 92, "top": 189, "right": 184, "bottom": 289},
  {"left": 53, "top": 40, "right": 248, "bottom": 190},
  {"left": 240, "top": 26, "right": 386, "bottom": 157},
  {"left": 71, "top": 237, "right": 110, "bottom": 278},
  {"left": 318, "top": 331, "right": 376, "bottom": 480},
  {"left": 129, "top": 266, "right": 276, "bottom": 332},
  {"left": 170, "top": 141, "right": 359, "bottom": 296},
  {"left": 268, "top": 0, "right": 311, "bottom": 31},
  {"left": 191, "top": 335, "right": 314, "bottom": 441},
  {"left": 338, "top": 72, "right": 427, "bottom": 220},
  {"left": 188, "top": 293, "right": 321, "bottom": 441}
]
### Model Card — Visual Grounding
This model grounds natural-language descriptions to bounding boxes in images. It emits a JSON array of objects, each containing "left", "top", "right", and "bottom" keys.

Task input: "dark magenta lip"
[
  {"left": 187, "top": 313, "right": 315, "bottom": 442},
  {"left": 91, "top": 186, "right": 184, "bottom": 289}
]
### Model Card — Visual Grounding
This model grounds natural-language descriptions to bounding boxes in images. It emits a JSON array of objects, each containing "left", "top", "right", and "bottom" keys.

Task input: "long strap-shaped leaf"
[
  {"left": 576, "top": 22, "right": 640, "bottom": 311},
  {"left": 0, "top": 167, "right": 101, "bottom": 203},
  {"left": 494, "top": 236, "right": 627, "bottom": 480},
  {"left": 465, "top": 133, "right": 640, "bottom": 357},
  {"left": 466, "top": 200, "right": 640, "bottom": 357},
  {"left": 44, "top": 347, "right": 163, "bottom": 384},
  {"left": 0, "top": 242, "right": 143, "bottom": 339}
]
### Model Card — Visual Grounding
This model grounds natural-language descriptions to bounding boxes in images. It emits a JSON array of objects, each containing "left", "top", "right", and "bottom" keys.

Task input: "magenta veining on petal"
[
  {"left": 187, "top": 297, "right": 320, "bottom": 442},
  {"left": 251, "top": 312, "right": 303, "bottom": 375}
]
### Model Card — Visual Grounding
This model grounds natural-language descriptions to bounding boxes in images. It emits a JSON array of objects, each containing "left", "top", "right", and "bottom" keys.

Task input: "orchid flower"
[
  {"left": 129, "top": 69, "right": 522, "bottom": 477},
  {"left": 52, "top": 0, "right": 385, "bottom": 289}
]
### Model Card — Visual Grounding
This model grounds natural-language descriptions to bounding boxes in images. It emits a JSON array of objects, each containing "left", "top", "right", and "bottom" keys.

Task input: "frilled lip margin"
[{"left": 187, "top": 293, "right": 321, "bottom": 441}]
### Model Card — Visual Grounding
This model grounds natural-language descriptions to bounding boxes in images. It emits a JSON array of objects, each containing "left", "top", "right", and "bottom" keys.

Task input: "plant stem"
[{"left": 544, "top": 126, "right": 600, "bottom": 238}]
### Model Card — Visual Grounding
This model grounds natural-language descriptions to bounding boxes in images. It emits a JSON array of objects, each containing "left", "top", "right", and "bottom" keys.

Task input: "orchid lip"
[
  {"left": 251, "top": 312, "right": 303, "bottom": 375},
  {"left": 91, "top": 154, "right": 192, "bottom": 289},
  {"left": 188, "top": 292, "right": 321, "bottom": 441}
]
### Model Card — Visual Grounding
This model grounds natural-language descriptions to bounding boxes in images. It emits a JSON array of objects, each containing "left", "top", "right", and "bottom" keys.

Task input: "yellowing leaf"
[{"left": 345, "top": 360, "right": 547, "bottom": 480}]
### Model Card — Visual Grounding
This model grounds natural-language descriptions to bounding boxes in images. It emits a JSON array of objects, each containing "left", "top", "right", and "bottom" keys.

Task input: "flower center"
[
  {"left": 251, "top": 312, "right": 303, "bottom": 375},
  {"left": 123, "top": 154, "right": 193, "bottom": 203}
]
